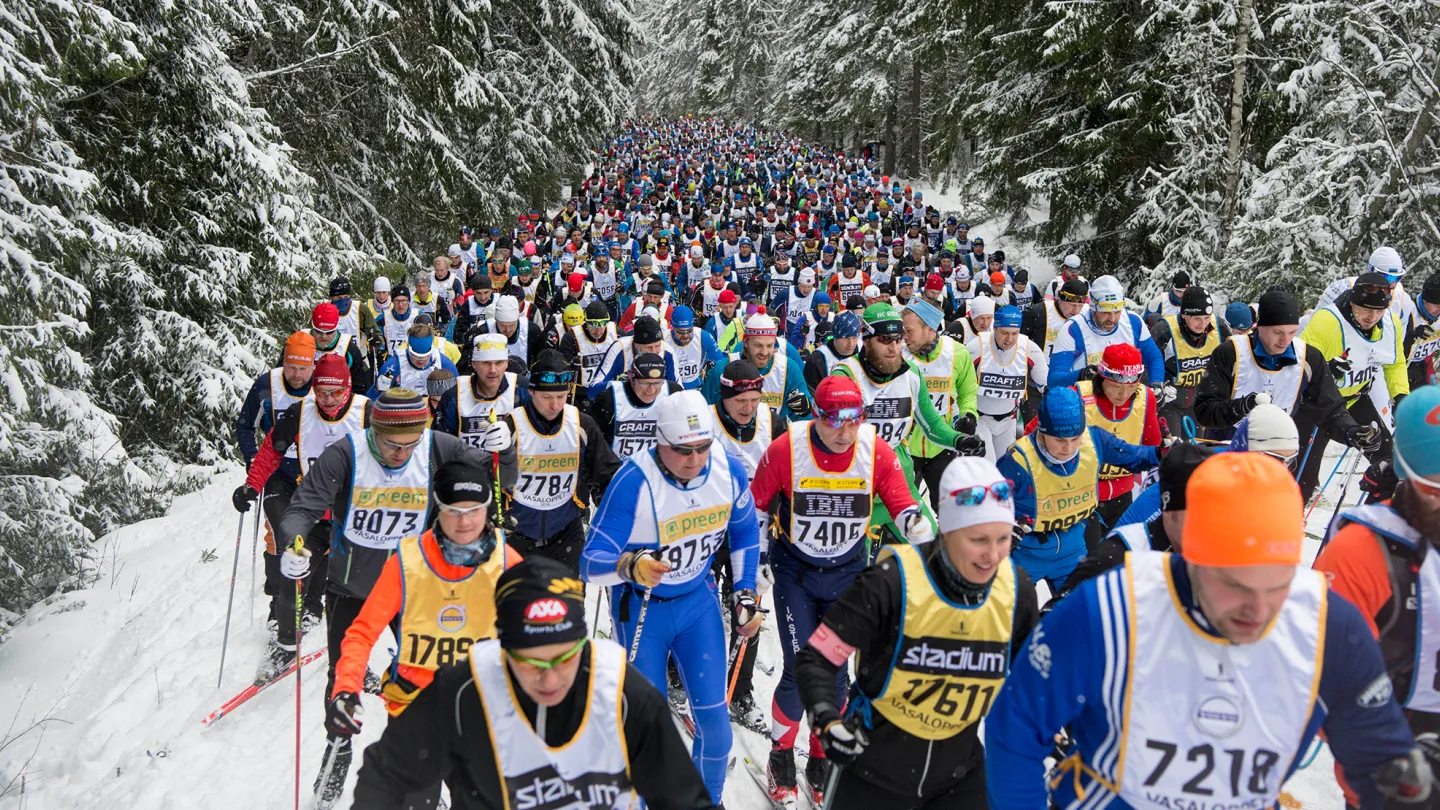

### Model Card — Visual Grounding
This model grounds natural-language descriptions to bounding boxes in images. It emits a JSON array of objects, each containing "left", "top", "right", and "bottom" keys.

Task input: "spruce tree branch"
[{"left": 244, "top": 21, "right": 415, "bottom": 83}]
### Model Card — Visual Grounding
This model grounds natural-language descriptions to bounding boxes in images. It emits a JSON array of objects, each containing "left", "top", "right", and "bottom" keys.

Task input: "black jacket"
[
  {"left": 1192, "top": 337, "right": 1356, "bottom": 442},
  {"left": 351, "top": 645, "right": 715, "bottom": 810}
]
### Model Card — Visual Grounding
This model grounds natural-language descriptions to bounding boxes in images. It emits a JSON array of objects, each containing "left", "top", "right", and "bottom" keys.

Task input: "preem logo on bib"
[
  {"left": 438, "top": 604, "right": 467, "bottom": 633},
  {"left": 1193, "top": 695, "right": 1244, "bottom": 737}
]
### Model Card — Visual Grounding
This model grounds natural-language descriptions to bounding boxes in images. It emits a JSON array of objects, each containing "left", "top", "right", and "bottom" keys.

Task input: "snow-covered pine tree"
[{"left": 637, "top": 0, "right": 778, "bottom": 123}]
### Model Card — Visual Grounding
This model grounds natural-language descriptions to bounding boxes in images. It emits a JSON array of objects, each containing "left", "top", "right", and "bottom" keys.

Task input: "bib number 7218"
[{"left": 1141, "top": 740, "right": 1281, "bottom": 797}]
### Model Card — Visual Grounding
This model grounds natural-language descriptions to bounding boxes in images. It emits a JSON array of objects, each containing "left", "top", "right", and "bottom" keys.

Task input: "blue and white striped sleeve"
[
  {"left": 581, "top": 462, "right": 648, "bottom": 586},
  {"left": 723, "top": 452, "right": 759, "bottom": 592}
]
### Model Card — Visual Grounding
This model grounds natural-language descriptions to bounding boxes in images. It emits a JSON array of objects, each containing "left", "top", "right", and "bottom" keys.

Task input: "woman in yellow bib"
[{"left": 793, "top": 456, "right": 1039, "bottom": 810}]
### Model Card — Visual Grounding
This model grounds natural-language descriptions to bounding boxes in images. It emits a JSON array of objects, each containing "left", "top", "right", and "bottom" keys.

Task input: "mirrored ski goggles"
[
  {"left": 949, "top": 480, "right": 1013, "bottom": 507},
  {"left": 505, "top": 638, "right": 587, "bottom": 670},
  {"left": 585, "top": 319, "right": 610, "bottom": 329},
  {"left": 1095, "top": 299, "right": 1127, "bottom": 312},
  {"left": 1098, "top": 366, "right": 1144, "bottom": 384},
  {"left": 532, "top": 369, "right": 575, "bottom": 387},
  {"left": 1383, "top": 273, "right": 1403, "bottom": 284},
  {"left": 815, "top": 407, "right": 865, "bottom": 428},
  {"left": 666, "top": 440, "right": 713, "bottom": 457},
  {"left": 1354, "top": 282, "right": 1391, "bottom": 298},
  {"left": 720, "top": 375, "right": 766, "bottom": 393}
]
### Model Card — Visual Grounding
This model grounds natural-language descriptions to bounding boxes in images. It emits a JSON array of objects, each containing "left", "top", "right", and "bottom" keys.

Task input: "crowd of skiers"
[{"left": 228, "top": 117, "right": 1440, "bottom": 810}]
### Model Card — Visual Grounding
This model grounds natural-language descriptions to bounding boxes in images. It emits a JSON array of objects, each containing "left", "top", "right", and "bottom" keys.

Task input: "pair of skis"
[{"left": 201, "top": 649, "right": 325, "bottom": 726}]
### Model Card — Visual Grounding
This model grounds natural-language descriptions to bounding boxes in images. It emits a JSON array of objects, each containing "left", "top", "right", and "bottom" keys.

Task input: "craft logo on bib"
[
  {"left": 525, "top": 598, "right": 568, "bottom": 623},
  {"left": 353, "top": 487, "right": 427, "bottom": 509},
  {"left": 659, "top": 505, "right": 729, "bottom": 545},
  {"left": 519, "top": 454, "right": 580, "bottom": 473},
  {"left": 797, "top": 477, "right": 866, "bottom": 490},
  {"left": 438, "top": 604, "right": 467, "bottom": 633},
  {"left": 1193, "top": 695, "right": 1244, "bottom": 738}
]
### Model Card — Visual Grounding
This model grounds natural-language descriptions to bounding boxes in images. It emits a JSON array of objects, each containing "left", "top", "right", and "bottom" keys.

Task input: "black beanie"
[
  {"left": 1424, "top": 273, "right": 1440, "bottom": 306},
  {"left": 584, "top": 300, "right": 610, "bottom": 321},
  {"left": 1180, "top": 286, "right": 1213, "bottom": 316},
  {"left": 633, "top": 316, "right": 664, "bottom": 345},
  {"left": 494, "top": 558, "right": 587, "bottom": 649},
  {"left": 529, "top": 349, "right": 572, "bottom": 392},
  {"left": 1256, "top": 289, "right": 1300, "bottom": 327},
  {"left": 434, "top": 459, "right": 493, "bottom": 506},
  {"left": 720, "top": 360, "right": 762, "bottom": 399},
  {"left": 1159, "top": 442, "right": 1214, "bottom": 512}
]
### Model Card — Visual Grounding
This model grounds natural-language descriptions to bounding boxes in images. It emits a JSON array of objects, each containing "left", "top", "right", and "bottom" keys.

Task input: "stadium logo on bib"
[
  {"left": 1193, "top": 695, "right": 1243, "bottom": 737},
  {"left": 438, "top": 605, "right": 467, "bottom": 632}
]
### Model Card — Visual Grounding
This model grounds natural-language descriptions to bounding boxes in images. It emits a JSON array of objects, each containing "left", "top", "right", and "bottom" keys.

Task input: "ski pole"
[
  {"left": 628, "top": 586, "right": 653, "bottom": 664},
  {"left": 1303, "top": 445, "right": 1351, "bottom": 521},
  {"left": 488, "top": 410, "right": 506, "bottom": 548},
  {"left": 293, "top": 536, "right": 305, "bottom": 810},
  {"left": 821, "top": 763, "right": 844, "bottom": 810},
  {"left": 726, "top": 635, "right": 750, "bottom": 704},
  {"left": 250, "top": 487, "right": 264, "bottom": 625},
  {"left": 1320, "top": 451, "right": 1365, "bottom": 553},
  {"left": 1295, "top": 426, "right": 1320, "bottom": 486},
  {"left": 217, "top": 511, "right": 247, "bottom": 689}
]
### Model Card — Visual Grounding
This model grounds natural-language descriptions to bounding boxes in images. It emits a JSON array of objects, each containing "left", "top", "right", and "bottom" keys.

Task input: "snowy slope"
[{"left": 0, "top": 451, "right": 1366, "bottom": 809}]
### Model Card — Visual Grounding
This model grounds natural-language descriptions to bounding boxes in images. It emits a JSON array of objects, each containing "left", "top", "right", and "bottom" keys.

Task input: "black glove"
[
  {"left": 1378, "top": 744, "right": 1433, "bottom": 806},
  {"left": 954, "top": 412, "right": 978, "bottom": 435},
  {"left": 1236, "top": 391, "right": 1260, "bottom": 416},
  {"left": 1012, "top": 521, "right": 1031, "bottom": 547},
  {"left": 786, "top": 388, "right": 811, "bottom": 417},
  {"left": 1414, "top": 325, "right": 1434, "bottom": 343},
  {"left": 1327, "top": 352, "right": 1352, "bottom": 383},
  {"left": 325, "top": 692, "right": 363, "bottom": 737},
  {"left": 954, "top": 434, "right": 986, "bottom": 457},
  {"left": 232, "top": 484, "right": 258, "bottom": 513},
  {"left": 1360, "top": 460, "right": 1398, "bottom": 501},
  {"left": 1347, "top": 422, "right": 1384, "bottom": 454},
  {"left": 812, "top": 704, "right": 869, "bottom": 766},
  {"left": 1076, "top": 365, "right": 1097, "bottom": 383}
]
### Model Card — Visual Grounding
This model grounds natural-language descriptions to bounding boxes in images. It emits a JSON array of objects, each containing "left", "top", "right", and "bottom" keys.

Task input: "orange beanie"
[
  {"left": 1181, "top": 453, "right": 1303, "bottom": 567},
  {"left": 284, "top": 331, "right": 316, "bottom": 365}
]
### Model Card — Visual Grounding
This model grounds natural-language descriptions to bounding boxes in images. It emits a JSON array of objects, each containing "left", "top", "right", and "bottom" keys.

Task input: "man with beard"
[{"left": 1314, "top": 386, "right": 1440, "bottom": 808}]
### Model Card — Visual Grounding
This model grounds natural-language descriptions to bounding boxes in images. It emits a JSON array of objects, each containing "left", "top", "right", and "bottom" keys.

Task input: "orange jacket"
[{"left": 332, "top": 531, "right": 521, "bottom": 700}]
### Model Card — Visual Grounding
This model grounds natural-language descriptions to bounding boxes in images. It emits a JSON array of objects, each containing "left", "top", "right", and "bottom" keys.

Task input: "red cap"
[
  {"left": 924, "top": 274, "right": 946, "bottom": 292},
  {"left": 904, "top": 186, "right": 912, "bottom": 193},
  {"left": 311, "top": 302, "right": 340, "bottom": 331},
  {"left": 990, "top": 271, "right": 1007, "bottom": 285},
  {"left": 1099, "top": 343, "right": 1144, "bottom": 379},
  {"left": 568, "top": 272, "right": 585, "bottom": 292},
  {"left": 313, "top": 353, "right": 351, "bottom": 390},
  {"left": 814, "top": 376, "right": 864, "bottom": 413},
  {"left": 718, "top": 289, "right": 738, "bottom": 305}
]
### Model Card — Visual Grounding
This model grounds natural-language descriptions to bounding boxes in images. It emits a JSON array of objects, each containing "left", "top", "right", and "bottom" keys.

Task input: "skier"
[
  {"left": 705, "top": 313, "right": 812, "bottom": 422},
  {"left": 375, "top": 283, "right": 422, "bottom": 360},
  {"left": 363, "top": 276, "right": 393, "bottom": 359},
  {"left": 1022, "top": 277, "right": 1088, "bottom": 359},
  {"left": 309, "top": 301, "right": 373, "bottom": 394},
  {"left": 1193, "top": 288, "right": 1374, "bottom": 500},
  {"left": 1046, "top": 275, "right": 1163, "bottom": 389},
  {"left": 898, "top": 298, "right": 982, "bottom": 507},
  {"left": 1300, "top": 270, "right": 1408, "bottom": 488},
  {"left": 802, "top": 310, "right": 860, "bottom": 395},
  {"left": 1225, "top": 300, "right": 1255, "bottom": 336},
  {"left": 747, "top": 375, "right": 935, "bottom": 808},
  {"left": 1142, "top": 269, "right": 1192, "bottom": 324},
  {"left": 581, "top": 391, "right": 762, "bottom": 805},
  {"left": 832, "top": 303, "right": 985, "bottom": 537},
  {"left": 964, "top": 305, "right": 1047, "bottom": 461},
  {"left": 236, "top": 331, "right": 316, "bottom": 475},
  {"left": 1314, "top": 386, "right": 1440, "bottom": 807},
  {"left": 369, "top": 323, "right": 459, "bottom": 398},
  {"left": 328, "top": 276, "right": 373, "bottom": 356},
  {"left": 349, "top": 557, "right": 717, "bottom": 810},
  {"left": 591, "top": 316, "right": 678, "bottom": 394},
  {"left": 492, "top": 295, "right": 543, "bottom": 370},
  {"left": 1074, "top": 343, "right": 1162, "bottom": 548},
  {"left": 435, "top": 333, "right": 529, "bottom": 445},
  {"left": 493, "top": 350, "right": 621, "bottom": 574},
  {"left": 789, "top": 292, "right": 834, "bottom": 352},
  {"left": 1148, "top": 285, "right": 1229, "bottom": 431},
  {"left": 558, "top": 300, "right": 620, "bottom": 402},
  {"left": 795, "top": 457, "right": 1039, "bottom": 810},
  {"left": 779, "top": 269, "right": 817, "bottom": 335},
  {"left": 277, "top": 387, "right": 488, "bottom": 803},
  {"left": 327, "top": 459, "right": 521, "bottom": 731},
  {"left": 664, "top": 306, "right": 721, "bottom": 391},
  {"left": 1402, "top": 274, "right": 1440, "bottom": 392},
  {"left": 233, "top": 351, "right": 367, "bottom": 674},
  {"left": 1009, "top": 268, "right": 1041, "bottom": 309},
  {"left": 590, "top": 352, "right": 683, "bottom": 456},
  {"left": 1314, "top": 245, "right": 1413, "bottom": 323},
  {"left": 710, "top": 360, "right": 790, "bottom": 733},
  {"left": 984, "top": 452, "right": 1433, "bottom": 810},
  {"left": 997, "top": 387, "right": 1162, "bottom": 587},
  {"left": 1041, "top": 253, "right": 1084, "bottom": 300}
]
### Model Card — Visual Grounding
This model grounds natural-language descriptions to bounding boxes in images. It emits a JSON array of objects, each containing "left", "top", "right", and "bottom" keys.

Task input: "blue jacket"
[
  {"left": 580, "top": 449, "right": 760, "bottom": 598},
  {"left": 702, "top": 351, "right": 811, "bottom": 422},
  {"left": 984, "top": 555, "right": 1415, "bottom": 810},
  {"left": 1047, "top": 311, "right": 1165, "bottom": 389},
  {"left": 677, "top": 330, "right": 725, "bottom": 391},
  {"left": 997, "top": 428, "right": 1159, "bottom": 548},
  {"left": 235, "top": 369, "right": 310, "bottom": 464},
  {"left": 367, "top": 352, "right": 459, "bottom": 399}
]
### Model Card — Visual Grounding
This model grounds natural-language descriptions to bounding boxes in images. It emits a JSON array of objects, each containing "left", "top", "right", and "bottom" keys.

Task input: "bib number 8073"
[{"left": 350, "top": 509, "right": 418, "bottom": 537}]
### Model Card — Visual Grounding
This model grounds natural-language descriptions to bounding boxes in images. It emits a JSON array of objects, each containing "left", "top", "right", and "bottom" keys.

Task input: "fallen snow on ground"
[{"left": 0, "top": 443, "right": 1364, "bottom": 809}]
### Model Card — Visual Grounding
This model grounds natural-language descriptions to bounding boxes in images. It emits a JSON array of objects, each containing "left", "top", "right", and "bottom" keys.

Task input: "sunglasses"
[
  {"left": 533, "top": 369, "right": 576, "bottom": 386},
  {"left": 1099, "top": 369, "right": 1143, "bottom": 384},
  {"left": 378, "top": 435, "right": 424, "bottom": 453},
  {"left": 869, "top": 334, "right": 903, "bottom": 345},
  {"left": 1355, "top": 282, "right": 1391, "bottom": 297},
  {"left": 722, "top": 376, "right": 766, "bottom": 393},
  {"left": 1095, "top": 300, "right": 1127, "bottom": 312},
  {"left": 585, "top": 320, "right": 610, "bottom": 329},
  {"left": 815, "top": 407, "right": 865, "bottom": 427},
  {"left": 312, "top": 328, "right": 338, "bottom": 338},
  {"left": 437, "top": 500, "right": 489, "bottom": 516},
  {"left": 950, "top": 480, "right": 1014, "bottom": 507},
  {"left": 666, "top": 440, "right": 713, "bottom": 456},
  {"left": 1262, "top": 450, "right": 1300, "bottom": 472},
  {"left": 506, "top": 638, "right": 588, "bottom": 670}
]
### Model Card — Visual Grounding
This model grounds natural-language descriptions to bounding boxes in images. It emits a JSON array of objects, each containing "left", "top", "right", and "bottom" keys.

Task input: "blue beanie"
[
  {"left": 671, "top": 305, "right": 695, "bottom": 329},
  {"left": 408, "top": 335, "right": 435, "bottom": 355},
  {"left": 1395, "top": 386, "right": 1440, "bottom": 481},
  {"left": 814, "top": 292, "right": 832, "bottom": 306},
  {"left": 905, "top": 299, "right": 945, "bottom": 331},
  {"left": 1224, "top": 301, "right": 1254, "bottom": 330},
  {"left": 995, "top": 305, "right": 1023, "bottom": 329},
  {"left": 833, "top": 312, "right": 861, "bottom": 338},
  {"left": 1039, "top": 388, "right": 1087, "bottom": 438}
]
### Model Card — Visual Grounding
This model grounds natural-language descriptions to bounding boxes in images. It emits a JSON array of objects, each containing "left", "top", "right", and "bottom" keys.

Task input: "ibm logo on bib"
[
  {"left": 437, "top": 604, "right": 467, "bottom": 633},
  {"left": 1193, "top": 695, "right": 1244, "bottom": 738}
]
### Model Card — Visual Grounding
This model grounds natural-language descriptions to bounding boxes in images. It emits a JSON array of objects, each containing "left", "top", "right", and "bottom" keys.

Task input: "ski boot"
[
  {"left": 255, "top": 640, "right": 297, "bottom": 685},
  {"left": 729, "top": 691, "right": 767, "bottom": 734},
  {"left": 767, "top": 747, "right": 799, "bottom": 810},
  {"left": 805, "top": 756, "right": 832, "bottom": 807},
  {"left": 313, "top": 736, "right": 353, "bottom": 809},
  {"left": 300, "top": 606, "right": 324, "bottom": 634}
]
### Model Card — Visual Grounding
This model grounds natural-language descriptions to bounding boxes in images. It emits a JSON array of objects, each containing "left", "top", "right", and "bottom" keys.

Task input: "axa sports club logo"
[{"left": 526, "top": 598, "right": 569, "bottom": 623}]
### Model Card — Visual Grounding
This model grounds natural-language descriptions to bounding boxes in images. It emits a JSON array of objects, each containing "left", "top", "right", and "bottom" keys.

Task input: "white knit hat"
[
  {"left": 495, "top": 295, "right": 521, "bottom": 323},
  {"left": 967, "top": 297, "right": 996, "bottom": 318},
  {"left": 655, "top": 390, "right": 714, "bottom": 446},
  {"left": 472, "top": 333, "right": 508, "bottom": 362},
  {"left": 1235, "top": 394, "right": 1299, "bottom": 454},
  {"left": 937, "top": 457, "right": 1015, "bottom": 534}
]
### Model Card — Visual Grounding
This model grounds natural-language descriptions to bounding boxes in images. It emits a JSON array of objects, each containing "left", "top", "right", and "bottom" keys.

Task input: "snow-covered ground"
[{"left": 0, "top": 444, "right": 1365, "bottom": 809}]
